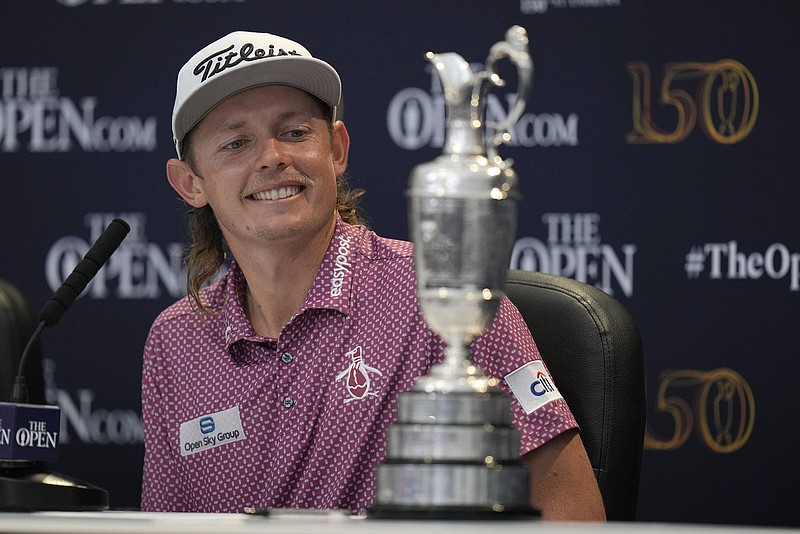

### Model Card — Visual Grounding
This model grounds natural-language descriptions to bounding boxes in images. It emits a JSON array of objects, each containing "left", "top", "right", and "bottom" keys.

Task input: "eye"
[
  {"left": 225, "top": 139, "right": 246, "bottom": 150},
  {"left": 283, "top": 128, "right": 308, "bottom": 140}
]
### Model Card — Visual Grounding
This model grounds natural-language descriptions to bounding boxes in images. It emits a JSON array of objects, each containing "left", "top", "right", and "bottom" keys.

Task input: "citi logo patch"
[
  {"left": 179, "top": 406, "right": 246, "bottom": 456},
  {"left": 335, "top": 346, "right": 382, "bottom": 403},
  {"left": 504, "top": 361, "right": 563, "bottom": 414},
  {"left": 531, "top": 371, "right": 556, "bottom": 396}
]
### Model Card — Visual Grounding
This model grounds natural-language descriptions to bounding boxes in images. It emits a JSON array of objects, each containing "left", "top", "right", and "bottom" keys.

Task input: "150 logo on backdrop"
[
  {"left": 645, "top": 368, "right": 755, "bottom": 453},
  {"left": 0, "top": 67, "right": 156, "bottom": 153},
  {"left": 510, "top": 212, "right": 637, "bottom": 297},
  {"left": 626, "top": 60, "right": 758, "bottom": 144}
]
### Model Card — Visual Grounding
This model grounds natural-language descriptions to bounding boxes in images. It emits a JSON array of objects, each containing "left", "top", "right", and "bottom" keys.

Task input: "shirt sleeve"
[
  {"left": 140, "top": 322, "right": 188, "bottom": 512},
  {"left": 469, "top": 296, "right": 578, "bottom": 456}
]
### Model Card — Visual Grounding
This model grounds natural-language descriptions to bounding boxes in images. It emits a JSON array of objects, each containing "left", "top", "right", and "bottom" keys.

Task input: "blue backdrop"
[{"left": 1, "top": 0, "right": 798, "bottom": 526}]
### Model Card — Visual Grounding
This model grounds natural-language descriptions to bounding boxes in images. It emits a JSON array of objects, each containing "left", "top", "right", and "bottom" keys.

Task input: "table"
[{"left": 0, "top": 511, "right": 795, "bottom": 534}]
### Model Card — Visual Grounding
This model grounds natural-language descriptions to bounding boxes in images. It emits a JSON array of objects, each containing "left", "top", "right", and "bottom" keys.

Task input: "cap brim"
[{"left": 173, "top": 56, "right": 341, "bottom": 148}]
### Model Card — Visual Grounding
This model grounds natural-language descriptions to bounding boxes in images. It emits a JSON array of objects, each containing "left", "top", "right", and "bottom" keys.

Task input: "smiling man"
[{"left": 140, "top": 30, "right": 605, "bottom": 520}]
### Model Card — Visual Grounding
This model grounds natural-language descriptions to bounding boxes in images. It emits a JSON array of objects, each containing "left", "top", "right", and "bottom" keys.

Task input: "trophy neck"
[
  {"left": 442, "top": 79, "right": 491, "bottom": 157},
  {"left": 429, "top": 52, "right": 490, "bottom": 157},
  {"left": 442, "top": 116, "right": 487, "bottom": 156}
]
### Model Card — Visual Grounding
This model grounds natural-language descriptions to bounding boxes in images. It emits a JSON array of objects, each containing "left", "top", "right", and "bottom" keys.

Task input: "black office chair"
[
  {"left": 504, "top": 269, "right": 645, "bottom": 521},
  {"left": 0, "top": 278, "right": 45, "bottom": 404},
  {"left": 0, "top": 278, "right": 109, "bottom": 511}
]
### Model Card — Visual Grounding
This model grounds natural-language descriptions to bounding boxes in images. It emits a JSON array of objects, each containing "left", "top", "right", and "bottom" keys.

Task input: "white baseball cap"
[{"left": 171, "top": 30, "right": 342, "bottom": 158}]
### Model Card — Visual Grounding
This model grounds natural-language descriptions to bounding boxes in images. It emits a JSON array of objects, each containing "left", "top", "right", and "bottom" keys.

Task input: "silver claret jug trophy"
[{"left": 370, "top": 26, "right": 536, "bottom": 519}]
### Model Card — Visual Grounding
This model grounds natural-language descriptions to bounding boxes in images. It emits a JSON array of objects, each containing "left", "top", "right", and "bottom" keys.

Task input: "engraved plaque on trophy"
[{"left": 370, "top": 26, "right": 536, "bottom": 519}]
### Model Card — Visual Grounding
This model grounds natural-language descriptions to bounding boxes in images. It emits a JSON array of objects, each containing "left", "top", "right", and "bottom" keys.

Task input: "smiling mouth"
[{"left": 248, "top": 185, "right": 302, "bottom": 201}]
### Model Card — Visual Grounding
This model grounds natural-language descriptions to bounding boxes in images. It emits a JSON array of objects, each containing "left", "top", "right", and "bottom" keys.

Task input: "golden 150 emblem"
[
  {"left": 645, "top": 368, "right": 755, "bottom": 453},
  {"left": 626, "top": 60, "right": 758, "bottom": 144}
]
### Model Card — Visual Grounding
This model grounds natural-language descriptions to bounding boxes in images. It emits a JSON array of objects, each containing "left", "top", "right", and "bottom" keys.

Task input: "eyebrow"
[
  {"left": 217, "top": 109, "right": 321, "bottom": 133},
  {"left": 276, "top": 108, "right": 324, "bottom": 122},
  {"left": 218, "top": 120, "right": 248, "bottom": 133}
]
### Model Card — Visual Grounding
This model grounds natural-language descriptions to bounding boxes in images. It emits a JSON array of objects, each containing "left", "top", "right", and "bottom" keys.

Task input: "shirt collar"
[
  {"left": 221, "top": 217, "right": 361, "bottom": 349},
  {"left": 302, "top": 217, "right": 359, "bottom": 315},
  {"left": 221, "top": 262, "right": 259, "bottom": 349}
]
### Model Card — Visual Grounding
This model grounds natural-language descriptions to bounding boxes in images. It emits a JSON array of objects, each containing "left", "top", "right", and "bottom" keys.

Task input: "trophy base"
[
  {"left": 367, "top": 503, "right": 539, "bottom": 520},
  {"left": 373, "top": 459, "right": 531, "bottom": 510}
]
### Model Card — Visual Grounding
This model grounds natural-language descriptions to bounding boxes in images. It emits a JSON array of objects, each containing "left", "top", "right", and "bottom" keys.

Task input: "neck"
[{"left": 231, "top": 218, "right": 337, "bottom": 338}]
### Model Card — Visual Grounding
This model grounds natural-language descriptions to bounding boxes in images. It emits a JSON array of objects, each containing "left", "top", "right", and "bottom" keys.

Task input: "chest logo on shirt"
[
  {"left": 335, "top": 346, "right": 382, "bottom": 403},
  {"left": 179, "top": 406, "right": 247, "bottom": 456}
]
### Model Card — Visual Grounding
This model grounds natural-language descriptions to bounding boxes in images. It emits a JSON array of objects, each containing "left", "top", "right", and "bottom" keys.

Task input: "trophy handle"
[{"left": 483, "top": 25, "right": 533, "bottom": 161}]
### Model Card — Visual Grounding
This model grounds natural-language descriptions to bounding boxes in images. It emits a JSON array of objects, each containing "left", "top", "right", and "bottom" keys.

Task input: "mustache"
[{"left": 245, "top": 171, "right": 314, "bottom": 194}]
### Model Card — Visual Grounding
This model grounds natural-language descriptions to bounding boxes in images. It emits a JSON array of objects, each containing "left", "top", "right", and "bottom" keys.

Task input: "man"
[{"left": 141, "top": 30, "right": 605, "bottom": 520}]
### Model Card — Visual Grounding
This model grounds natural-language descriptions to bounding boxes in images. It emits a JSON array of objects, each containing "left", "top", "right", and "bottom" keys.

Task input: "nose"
[{"left": 256, "top": 137, "right": 290, "bottom": 170}]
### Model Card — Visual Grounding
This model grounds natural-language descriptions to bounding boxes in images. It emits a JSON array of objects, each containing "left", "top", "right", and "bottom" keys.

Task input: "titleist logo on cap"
[{"left": 193, "top": 42, "right": 302, "bottom": 83}]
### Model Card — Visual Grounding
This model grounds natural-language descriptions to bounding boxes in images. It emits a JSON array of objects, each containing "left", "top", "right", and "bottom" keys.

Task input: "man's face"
[{"left": 183, "top": 84, "right": 348, "bottom": 251}]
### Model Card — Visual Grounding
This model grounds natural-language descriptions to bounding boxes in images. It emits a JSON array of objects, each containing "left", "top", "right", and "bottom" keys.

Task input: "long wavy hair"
[{"left": 179, "top": 98, "right": 366, "bottom": 315}]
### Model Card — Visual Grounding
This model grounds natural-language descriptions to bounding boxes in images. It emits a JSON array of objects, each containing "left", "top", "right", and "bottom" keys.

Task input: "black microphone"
[
  {"left": 38, "top": 218, "right": 130, "bottom": 328},
  {"left": 0, "top": 219, "right": 128, "bottom": 511},
  {"left": 11, "top": 217, "right": 130, "bottom": 404}
]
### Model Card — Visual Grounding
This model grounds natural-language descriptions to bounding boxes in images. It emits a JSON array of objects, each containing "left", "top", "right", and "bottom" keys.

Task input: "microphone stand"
[
  {"left": 0, "top": 461, "right": 109, "bottom": 512},
  {"left": 1, "top": 321, "right": 109, "bottom": 512},
  {"left": 0, "top": 219, "right": 130, "bottom": 512}
]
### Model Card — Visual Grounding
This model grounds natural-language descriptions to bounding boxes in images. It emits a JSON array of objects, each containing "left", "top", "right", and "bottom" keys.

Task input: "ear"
[
  {"left": 166, "top": 158, "right": 207, "bottom": 208},
  {"left": 331, "top": 121, "right": 350, "bottom": 177}
]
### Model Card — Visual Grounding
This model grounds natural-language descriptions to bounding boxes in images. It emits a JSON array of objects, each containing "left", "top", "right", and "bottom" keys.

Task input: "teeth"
[{"left": 251, "top": 185, "right": 300, "bottom": 200}]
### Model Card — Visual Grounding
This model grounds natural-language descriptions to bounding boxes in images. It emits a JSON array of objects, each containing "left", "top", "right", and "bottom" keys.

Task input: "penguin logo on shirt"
[{"left": 336, "top": 346, "right": 382, "bottom": 402}]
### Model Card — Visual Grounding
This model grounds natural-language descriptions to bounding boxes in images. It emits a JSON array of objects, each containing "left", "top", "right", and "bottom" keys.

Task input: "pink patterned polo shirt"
[{"left": 141, "top": 219, "right": 577, "bottom": 513}]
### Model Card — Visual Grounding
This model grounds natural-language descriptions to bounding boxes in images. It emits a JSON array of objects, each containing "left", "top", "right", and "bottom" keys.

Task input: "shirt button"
[
  {"left": 280, "top": 352, "right": 294, "bottom": 364},
  {"left": 283, "top": 397, "right": 295, "bottom": 409}
]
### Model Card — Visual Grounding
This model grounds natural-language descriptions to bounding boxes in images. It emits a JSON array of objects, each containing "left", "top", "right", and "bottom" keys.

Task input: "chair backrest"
[
  {"left": 504, "top": 269, "right": 645, "bottom": 521},
  {"left": 0, "top": 279, "right": 45, "bottom": 404}
]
